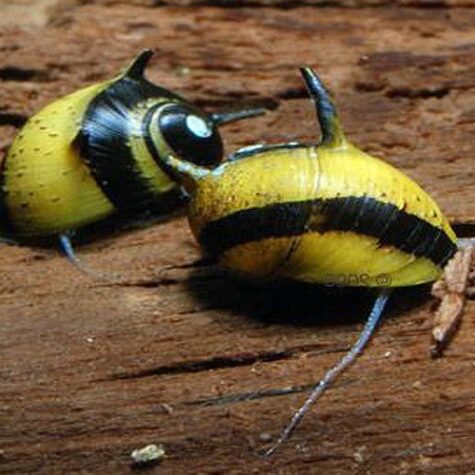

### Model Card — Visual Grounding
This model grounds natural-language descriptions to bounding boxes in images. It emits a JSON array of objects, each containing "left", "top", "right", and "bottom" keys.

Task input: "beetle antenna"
[
  {"left": 125, "top": 50, "right": 154, "bottom": 80},
  {"left": 59, "top": 234, "right": 120, "bottom": 280},
  {"left": 300, "top": 67, "right": 347, "bottom": 149},
  {"left": 211, "top": 107, "right": 267, "bottom": 126},
  {"left": 264, "top": 287, "right": 392, "bottom": 457}
]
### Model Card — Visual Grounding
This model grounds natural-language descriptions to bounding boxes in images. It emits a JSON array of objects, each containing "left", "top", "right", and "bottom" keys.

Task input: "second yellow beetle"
[{"left": 159, "top": 66, "right": 458, "bottom": 454}]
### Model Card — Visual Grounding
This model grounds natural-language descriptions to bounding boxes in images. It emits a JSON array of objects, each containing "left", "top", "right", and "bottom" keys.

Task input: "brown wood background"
[{"left": 1, "top": 1, "right": 475, "bottom": 473}]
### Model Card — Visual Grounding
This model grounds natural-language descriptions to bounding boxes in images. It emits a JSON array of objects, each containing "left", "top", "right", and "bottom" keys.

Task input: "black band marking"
[
  {"left": 199, "top": 196, "right": 456, "bottom": 268},
  {"left": 79, "top": 75, "right": 183, "bottom": 211},
  {"left": 157, "top": 104, "right": 223, "bottom": 167}
]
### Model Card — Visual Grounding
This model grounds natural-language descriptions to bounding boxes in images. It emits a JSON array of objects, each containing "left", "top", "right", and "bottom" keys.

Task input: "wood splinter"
[{"left": 431, "top": 243, "right": 475, "bottom": 358}]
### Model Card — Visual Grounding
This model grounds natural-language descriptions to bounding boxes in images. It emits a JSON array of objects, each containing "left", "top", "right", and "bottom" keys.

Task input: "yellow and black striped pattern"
[
  {"left": 0, "top": 50, "right": 226, "bottom": 239},
  {"left": 163, "top": 68, "right": 457, "bottom": 288}
]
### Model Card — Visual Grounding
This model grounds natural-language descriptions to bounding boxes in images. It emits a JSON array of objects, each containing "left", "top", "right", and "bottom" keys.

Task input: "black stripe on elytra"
[
  {"left": 78, "top": 74, "right": 183, "bottom": 210},
  {"left": 199, "top": 196, "right": 456, "bottom": 267}
]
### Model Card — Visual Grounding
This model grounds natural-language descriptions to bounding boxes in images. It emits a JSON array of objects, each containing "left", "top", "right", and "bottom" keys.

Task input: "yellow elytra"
[
  {"left": 162, "top": 68, "right": 457, "bottom": 288},
  {"left": 0, "top": 50, "right": 262, "bottom": 240},
  {"left": 0, "top": 50, "right": 263, "bottom": 273},
  {"left": 158, "top": 66, "right": 458, "bottom": 454}
]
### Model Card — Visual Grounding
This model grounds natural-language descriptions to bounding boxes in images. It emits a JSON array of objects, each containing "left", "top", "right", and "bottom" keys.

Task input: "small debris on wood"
[
  {"left": 431, "top": 246, "right": 474, "bottom": 358},
  {"left": 353, "top": 446, "right": 367, "bottom": 464},
  {"left": 259, "top": 432, "right": 272, "bottom": 442},
  {"left": 161, "top": 403, "right": 174, "bottom": 414},
  {"left": 130, "top": 444, "right": 166, "bottom": 467},
  {"left": 412, "top": 380, "right": 423, "bottom": 390}
]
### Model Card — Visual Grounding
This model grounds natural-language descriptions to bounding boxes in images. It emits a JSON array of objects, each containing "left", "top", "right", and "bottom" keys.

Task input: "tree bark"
[{"left": 0, "top": 2, "right": 474, "bottom": 473}]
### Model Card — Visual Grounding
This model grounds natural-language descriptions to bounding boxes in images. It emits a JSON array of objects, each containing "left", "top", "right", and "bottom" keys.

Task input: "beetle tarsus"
[
  {"left": 263, "top": 288, "right": 392, "bottom": 457},
  {"left": 59, "top": 234, "right": 120, "bottom": 280}
]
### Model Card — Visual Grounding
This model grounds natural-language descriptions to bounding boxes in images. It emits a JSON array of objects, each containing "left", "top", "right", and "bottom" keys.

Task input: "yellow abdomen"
[
  {"left": 193, "top": 145, "right": 457, "bottom": 287},
  {"left": 2, "top": 83, "right": 114, "bottom": 237}
]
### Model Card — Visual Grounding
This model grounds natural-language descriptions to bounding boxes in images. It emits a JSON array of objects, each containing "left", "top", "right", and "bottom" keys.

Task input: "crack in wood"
[
  {"left": 182, "top": 378, "right": 357, "bottom": 407},
  {"left": 184, "top": 383, "right": 315, "bottom": 406},
  {"left": 386, "top": 86, "right": 450, "bottom": 99},
  {"left": 105, "top": 271, "right": 221, "bottom": 289},
  {"left": 182, "top": 347, "right": 352, "bottom": 406},
  {"left": 453, "top": 223, "right": 475, "bottom": 238},
  {"left": 276, "top": 87, "right": 308, "bottom": 100},
  {"left": 104, "top": 344, "right": 343, "bottom": 381},
  {"left": 90, "top": 1, "right": 475, "bottom": 9},
  {"left": 106, "top": 351, "right": 297, "bottom": 380},
  {"left": 110, "top": 277, "right": 182, "bottom": 288},
  {"left": 0, "top": 111, "right": 27, "bottom": 127},
  {"left": 0, "top": 66, "right": 50, "bottom": 82}
]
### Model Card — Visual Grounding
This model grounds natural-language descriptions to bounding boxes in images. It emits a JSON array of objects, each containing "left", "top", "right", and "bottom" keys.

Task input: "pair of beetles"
[{"left": 0, "top": 50, "right": 463, "bottom": 455}]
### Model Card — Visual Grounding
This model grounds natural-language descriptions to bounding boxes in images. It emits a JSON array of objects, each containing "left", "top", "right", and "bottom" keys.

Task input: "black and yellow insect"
[
  {"left": 158, "top": 67, "right": 458, "bottom": 453},
  {"left": 0, "top": 50, "right": 262, "bottom": 271}
]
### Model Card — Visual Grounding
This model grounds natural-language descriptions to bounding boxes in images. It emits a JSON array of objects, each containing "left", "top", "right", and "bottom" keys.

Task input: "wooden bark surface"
[{"left": 0, "top": 2, "right": 474, "bottom": 474}]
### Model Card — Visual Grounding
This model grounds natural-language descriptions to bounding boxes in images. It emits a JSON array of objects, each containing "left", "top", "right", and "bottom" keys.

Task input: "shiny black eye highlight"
[{"left": 158, "top": 105, "right": 223, "bottom": 166}]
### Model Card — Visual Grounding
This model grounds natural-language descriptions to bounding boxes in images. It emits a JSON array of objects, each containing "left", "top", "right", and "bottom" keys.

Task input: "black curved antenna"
[
  {"left": 211, "top": 107, "right": 266, "bottom": 126},
  {"left": 300, "top": 67, "right": 347, "bottom": 148},
  {"left": 125, "top": 50, "right": 154, "bottom": 80}
]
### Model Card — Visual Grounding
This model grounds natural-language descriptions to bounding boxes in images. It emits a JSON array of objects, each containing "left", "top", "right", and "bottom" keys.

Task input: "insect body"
[
  {"left": 160, "top": 67, "right": 458, "bottom": 453},
  {"left": 165, "top": 69, "right": 457, "bottom": 287},
  {"left": 0, "top": 50, "right": 262, "bottom": 272},
  {"left": 191, "top": 145, "right": 456, "bottom": 287}
]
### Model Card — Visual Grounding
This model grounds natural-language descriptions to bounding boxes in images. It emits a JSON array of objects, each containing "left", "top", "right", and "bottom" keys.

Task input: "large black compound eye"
[{"left": 158, "top": 104, "right": 223, "bottom": 167}]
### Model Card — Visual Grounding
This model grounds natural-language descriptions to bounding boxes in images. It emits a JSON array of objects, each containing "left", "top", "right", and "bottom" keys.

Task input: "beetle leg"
[
  {"left": 59, "top": 233, "right": 120, "bottom": 280},
  {"left": 264, "top": 288, "right": 392, "bottom": 456},
  {"left": 211, "top": 107, "right": 266, "bottom": 126}
]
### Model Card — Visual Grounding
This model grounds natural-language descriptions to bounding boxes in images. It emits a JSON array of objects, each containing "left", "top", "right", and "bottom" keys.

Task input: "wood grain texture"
[
  {"left": 69, "top": 0, "right": 475, "bottom": 7},
  {"left": 0, "top": 2, "right": 474, "bottom": 474}
]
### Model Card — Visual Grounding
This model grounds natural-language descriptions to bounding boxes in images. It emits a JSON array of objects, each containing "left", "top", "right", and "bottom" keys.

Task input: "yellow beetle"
[
  {"left": 158, "top": 67, "right": 458, "bottom": 454},
  {"left": 0, "top": 50, "right": 262, "bottom": 273}
]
